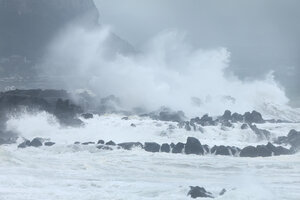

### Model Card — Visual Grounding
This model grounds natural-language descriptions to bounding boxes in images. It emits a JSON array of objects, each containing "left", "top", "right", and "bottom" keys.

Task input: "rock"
[
  {"left": 250, "top": 124, "right": 270, "bottom": 140},
  {"left": 161, "top": 143, "right": 171, "bottom": 153},
  {"left": 219, "top": 189, "right": 226, "bottom": 196},
  {"left": 244, "top": 110, "right": 264, "bottom": 124},
  {"left": 185, "top": 137, "right": 204, "bottom": 155},
  {"left": 18, "top": 140, "right": 30, "bottom": 148},
  {"left": 118, "top": 142, "right": 143, "bottom": 150},
  {"left": 172, "top": 142, "right": 185, "bottom": 153},
  {"left": 144, "top": 142, "right": 160, "bottom": 152},
  {"left": 266, "top": 142, "right": 291, "bottom": 156},
  {"left": 97, "top": 145, "right": 113, "bottom": 150},
  {"left": 81, "top": 113, "right": 93, "bottom": 119},
  {"left": 106, "top": 140, "right": 116, "bottom": 146},
  {"left": 82, "top": 142, "right": 95, "bottom": 145},
  {"left": 241, "top": 123, "right": 248, "bottom": 129},
  {"left": 44, "top": 142, "right": 55, "bottom": 146},
  {"left": 74, "top": 141, "right": 80, "bottom": 145},
  {"left": 170, "top": 143, "right": 175, "bottom": 149},
  {"left": 121, "top": 117, "right": 129, "bottom": 120},
  {"left": 231, "top": 112, "right": 243, "bottom": 123},
  {"left": 29, "top": 138, "right": 43, "bottom": 147},
  {"left": 211, "top": 145, "right": 218, "bottom": 154},
  {"left": 230, "top": 146, "right": 240, "bottom": 156},
  {"left": 97, "top": 140, "right": 105, "bottom": 144},
  {"left": 130, "top": 123, "right": 136, "bottom": 127},
  {"left": 240, "top": 146, "right": 258, "bottom": 157},
  {"left": 215, "top": 145, "right": 231, "bottom": 156},
  {"left": 256, "top": 145, "right": 272, "bottom": 157},
  {"left": 187, "top": 186, "right": 214, "bottom": 198},
  {"left": 202, "top": 145, "right": 210, "bottom": 154},
  {"left": 185, "top": 122, "right": 192, "bottom": 131},
  {"left": 199, "top": 114, "right": 215, "bottom": 126},
  {"left": 222, "top": 121, "right": 233, "bottom": 127},
  {"left": 222, "top": 110, "right": 232, "bottom": 121}
]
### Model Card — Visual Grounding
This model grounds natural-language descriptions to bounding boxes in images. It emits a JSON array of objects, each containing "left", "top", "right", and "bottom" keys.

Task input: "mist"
[
  {"left": 94, "top": 0, "right": 300, "bottom": 106},
  {"left": 40, "top": 24, "right": 289, "bottom": 117}
]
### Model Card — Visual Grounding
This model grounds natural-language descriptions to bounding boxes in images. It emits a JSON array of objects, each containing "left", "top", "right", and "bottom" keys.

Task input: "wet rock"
[
  {"left": 230, "top": 146, "right": 241, "bottom": 156},
  {"left": 256, "top": 145, "right": 272, "bottom": 157},
  {"left": 29, "top": 138, "right": 43, "bottom": 147},
  {"left": 250, "top": 124, "right": 270, "bottom": 140},
  {"left": 130, "top": 123, "right": 136, "bottom": 127},
  {"left": 82, "top": 142, "right": 95, "bottom": 145},
  {"left": 118, "top": 142, "right": 143, "bottom": 150},
  {"left": 81, "top": 113, "right": 93, "bottom": 119},
  {"left": 170, "top": 143, "right": 175, "bottom": 149},
  {"left": 222, "top": 110, "right": 232, "bottom": 121},
  {"left": 222, "top": 121, "right": 233, "bottom": 127},
  {"left": 161, "top": 143, "right": 171, "bottom": 153},
  {"left": 266, "top": 142, "right": 291, "bottom": 156},
  {"left": 187, "top": 186, "right": 214, "bottom": 198},
  {"left": 202, "top": 144, "right": 210, "bottom": 154},
  {"left": 240, "top": 146, "right": 258, "bottom": 157},
  {"left": 97, "top": 145, "right": 113, "bottom": 150},
  {"left": 215, "top": 145, "right": 231, "bottom": 156},
  {"left": 231, "top": 112, "right": 243, "bottom": 123},
  {"left": 219, "top": 188, "right": 226, "bottom": 196},
  {"left": 97, "top": 140, "right": 105, "bottom": 144},
  {"left": 74, "top": 141, "right": 80, "bottom": 145},
  {"left": 244, "top": 110, "right": 264, "bottom": 124},
  {"left": 144, "top": 142, "right": 160, "bottom": 152},
  {"left": 241, "top": 123, "right": 248, "bottom": 129},
  {"left": 106, "top": 140, "right": 116, "bottom": 146},
  {"left": 211, "top": 145, "right": 218, "bottom": 154},
  {"left": 18, "top": 140, "right": 30, "bottom": 148},
  {"left": 44, "top": 142, "right": 55, "bottom": 146},
  {"left": 172, "top": 142, "right": 185, "bottom": 153},
  {"left": 185, "top": 137, "right": 204, "bottom": 155},
  {"left": 122, "top": 117, "right": 129, "bottom": 120}
]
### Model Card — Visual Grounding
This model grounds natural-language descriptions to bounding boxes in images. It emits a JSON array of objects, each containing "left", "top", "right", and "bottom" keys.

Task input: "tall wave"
[{"left": 40, "top": 25, "right": 291, "bottom": 118}]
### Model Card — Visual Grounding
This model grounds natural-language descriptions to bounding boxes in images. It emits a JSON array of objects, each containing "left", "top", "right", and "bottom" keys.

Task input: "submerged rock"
[
  {"left": 18, "top": 140, "right": 31, "bottom": 148},
  {"left": 118, "top": 142, "right": 143, "bottom": 150},
  {"left": 44, "top": 142, "right": 55, "bottom": 146},
  {"left": 106, "top": 140, "right": 116, "bottom": 146}
]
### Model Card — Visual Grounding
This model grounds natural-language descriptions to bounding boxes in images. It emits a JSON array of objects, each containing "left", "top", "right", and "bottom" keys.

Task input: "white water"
[{"left": 1, "top": 112, "right": 300, "bottom": 199}]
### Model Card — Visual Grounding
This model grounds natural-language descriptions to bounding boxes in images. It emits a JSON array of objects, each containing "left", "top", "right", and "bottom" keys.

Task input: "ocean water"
[{"left": 0, "top": 112, "right": 300, "bottom": 200}]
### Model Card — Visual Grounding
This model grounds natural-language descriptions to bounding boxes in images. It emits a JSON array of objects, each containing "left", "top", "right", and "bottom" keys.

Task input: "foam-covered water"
[{"left": 1, "top": 112, "right": 300, "bottom": 199}]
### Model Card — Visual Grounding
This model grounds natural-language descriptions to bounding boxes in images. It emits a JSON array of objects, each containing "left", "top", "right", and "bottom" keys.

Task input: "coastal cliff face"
[{"left": 0, "top": 0, "right": 99, "bottom": 59}]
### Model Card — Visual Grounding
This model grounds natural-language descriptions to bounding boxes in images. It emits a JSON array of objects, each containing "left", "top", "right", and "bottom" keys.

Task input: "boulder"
[
  {"left": 256, "top": 145, "right": 272, "bottom": 157},
  {"left": 18, "top": 140, "right": 30, "bottom": 148},
  {"left": 240, "top": 146, "right": 258, "bottom": 157},
  {"left": 82, "top": 142, "right": 95, "bottom": 145},
  {"left": 144, "top": 142, "right": 160, "bottom": 153},
  {"left": 187, "top": 186, "right": 214, "bottom": 198},
  {"left": 118, "top": 142, "right": 143, "bottom": 150},
  {"left": 172, "top": 142, "right": 185, "bottom": 154},
  {"left": 44, "top": 142, "right": 55, "bottom": 146},
  {"left": 106, "top": 140, "right": 116, "bottom": 146},
  {"left": 231, "top": 112, "right": 243, "bottom": 123},
  {"left": 202, "top": 144, "right": 210, "bottom": 154},
  {"left": 185, "top": 137, "right": 204, "bottom": 155},
  {"left": 215, "top": 145, "right": 231, "bottom": 156},
  {"left": 97, "top": 140, "right": 105, "bottom": 144},
  {"left": 222, "top": 110, "right": 232, "bottom": 121},
  {"left": 241, "top": 123, "right": 248, "bottom": 130},
  {"left": 161, "top": 143, "right": 171, "bottom": 153},
  {"left": 29, "top": 138, "right": 43, "bottom": 147},
  {"left": 97, "top": 145, "right": 113, "bottom": 150},
  {"left": 244, "top": 110, "right": 264, "bottom": 124},
  {"left": 266, "top": 142, "right": 291, "bottom": 156}
]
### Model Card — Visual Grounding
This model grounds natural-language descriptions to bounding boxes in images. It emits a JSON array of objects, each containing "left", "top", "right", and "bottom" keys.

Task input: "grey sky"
[{"left": 95, "top": 0, "right": 300, "bottom": 106}]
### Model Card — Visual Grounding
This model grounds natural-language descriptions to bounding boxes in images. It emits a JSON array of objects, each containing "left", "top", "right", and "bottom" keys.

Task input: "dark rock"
[
  {"left": 241, "top": 123, "right": 248, "bottom": 129},
  {"left": 256, "top": 145, "right": 272, "bottom": 157},
  {"left": 222, "top": 110, "right": 232, "bottom": 121},
  {"left": 215, "top": 145, "right": 231, "bottom": 156},
  {"left": 211, "top": 145, "right": 218, "bottom": 154},
  {"left": 29, "top": 138, "right": 43, "bottom": 147},
  {"left": 144, "top": 142, "right": 160, "bottom": 152},
  {"left": 231, "top": 112, "right": 243, "bottom": 123},
  {"left": 187, "top": 186, "right": 214, "bottom": 198},
  {"left": 250, "top": 124, "right": 270, "bottom": 140},
  {"left": 81, "top": 113, "right": 93, "bottom": 119},
  {"left": 229, "top": 146, "right": 240, "bottom": 156},
  {"left": 161, "top": 143, "right": 171, "bottom": 153},
  {"left": 240, "top": 146, "right": 258, "bottom": 157},
  {"left": 244, "top": 110, "right": 264, "bottom": 124},
  {"left": 97, "top": 145, "right": 113, "bottom": 150},
  {"left": 266, "top": 142, "right": 291, "bottom": 156},
  {"left": 199, "top": 114, "right": 215, "bottom": 126},
  {"left": 185, "top": 122, "right": 192, "bottom": 131},
  {"left": 74, "top": 141, "right": 80, "bottom": 145},
  {"left": 202, "top": 144, "right": 210, "bottom": 153},
  {"left": 106, "top": 140, "right": 116, "bottom": 146},
  {"left": 118, "top": 142, "right": 143, "bottom": 150},
  {"left": 185, "top": 137, "right": 204, "bottom": 155},
  {"left": 219, "top": 189, "right": 226, "bottom": 196},
  {"left": 44, "top": 142, "right": 55, "bottom": 146},
  {"left": 97, "top": 140, "right": 105, "bottom": 144},
  {"left": 122, "top": 117, "right": 129, "bottom": 120},
  {"left": 130, "top": 123, "right": 136, "bottom": 127},
  {"left": 82, "top": 142, "right": 95, "bottom": 145},
  {"left": 172, "top": 142, "right": 185, "bottom": 153},
  {"left": 222, "top": 121, "right": 233, "bottom": 127},
  {"left": 18, "top": 140, "right": 30, "bottom": 148},
  {"left": 170, "top": 143, "right": 175, "bottom": 149}
]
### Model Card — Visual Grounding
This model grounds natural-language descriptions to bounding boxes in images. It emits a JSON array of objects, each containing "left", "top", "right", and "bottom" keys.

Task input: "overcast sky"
[{"left": 94, "top": 0, "right": 300, "bottom": 106}]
